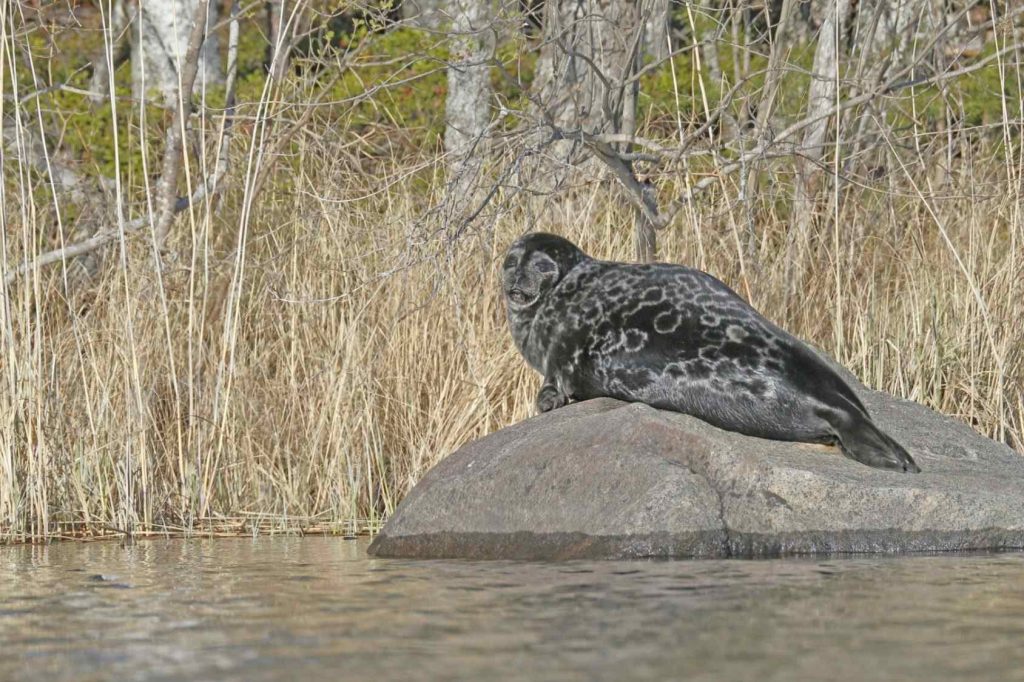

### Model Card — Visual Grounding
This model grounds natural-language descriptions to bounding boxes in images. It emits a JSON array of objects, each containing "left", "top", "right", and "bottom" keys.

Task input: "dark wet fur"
[{"left": 502, "top": 233, "right": 921, "bottom": 474}]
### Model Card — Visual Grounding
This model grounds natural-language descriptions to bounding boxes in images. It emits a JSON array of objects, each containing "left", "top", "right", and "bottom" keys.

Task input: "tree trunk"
[
  {"left": 530, "top": 0, "right": 649, "bottom": 255},
  {"left": 132, "top": 0, "right": 222, "bottom": 105},
  {"left": 842, "top": 0, "right": 940, "bottom": 180},
  {"left": 89, "top": 0, "right": 132, "bottom": 104},
  {"left": 528, "top": 0, "right": 677, "bottom": 260},
  {"left": 644, "top": 0, "right": 670, "bottom": 64},
  {"left": 265, "top": 0, "right": 288, "bottom": 80},
  {"left": 742, "top": 0, "right": 796, "bottom": 235},
  {"left": 442, "top": 0, "right": 494, "bottom": 234},
  {"left": 445, "top": 0, "right": 494, "bottom": 164},
  {"left": 790, "top": 0, "right": 851, "bottom": 239},
  {"left": 403, "top": 0, "right": 448, "bottom": 29},
  {"left": 534, "top": 0, "right": 643, "bottom": 144},
  {"left": 852, "top": 0, "right": 933, "bottom": 80}
]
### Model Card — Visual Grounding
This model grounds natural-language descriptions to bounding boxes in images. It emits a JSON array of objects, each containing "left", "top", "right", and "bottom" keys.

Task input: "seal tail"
[{"left": 820, "top": 409, "right": 921, "bottom": 474}]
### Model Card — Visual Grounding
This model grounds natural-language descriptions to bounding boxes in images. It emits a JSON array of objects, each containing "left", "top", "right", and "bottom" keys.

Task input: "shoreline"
[{"left": 0, "top": 520, "right": 381, "bottom": 546}]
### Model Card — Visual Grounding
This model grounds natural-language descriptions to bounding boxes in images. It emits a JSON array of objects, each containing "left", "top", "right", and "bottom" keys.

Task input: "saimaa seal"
[{"left": 502, "top": 232, "right": 920, "bottom": 473}]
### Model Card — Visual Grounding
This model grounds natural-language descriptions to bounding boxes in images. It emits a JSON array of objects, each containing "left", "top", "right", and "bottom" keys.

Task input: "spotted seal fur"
[{"left": 502, "top": 232, "right": 920, "bottom": 473}]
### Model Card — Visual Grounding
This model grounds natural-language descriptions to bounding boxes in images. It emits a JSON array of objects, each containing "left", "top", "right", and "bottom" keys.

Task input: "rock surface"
[{"left": 369, "top": 387, "right": 1024, "bottom": 560}]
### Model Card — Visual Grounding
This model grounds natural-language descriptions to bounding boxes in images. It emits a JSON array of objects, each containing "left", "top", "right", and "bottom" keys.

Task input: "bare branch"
[
  {"left": 580, "top": 36, "right": 1024, "bottom": 233},
  {"left": 586, "top": 137, "right": 666, "bottom": 229}
]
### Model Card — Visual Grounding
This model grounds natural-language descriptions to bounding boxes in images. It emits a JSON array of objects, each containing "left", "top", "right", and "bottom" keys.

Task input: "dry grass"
[
  {"left": 2, "top": 137, "right": 1021, "bottom": 543},
  {"left": 1, "top": 13, "right": 1022, "bottom": 543}
]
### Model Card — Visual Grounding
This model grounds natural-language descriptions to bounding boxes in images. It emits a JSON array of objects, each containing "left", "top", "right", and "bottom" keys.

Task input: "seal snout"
[{"left": 507, "top": 288, "right": 537, "bottom": 307}]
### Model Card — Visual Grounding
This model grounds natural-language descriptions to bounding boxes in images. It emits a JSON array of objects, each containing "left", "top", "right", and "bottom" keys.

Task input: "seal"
[{"left": 502, "top": 232, "right": 920, "bottom": 473}]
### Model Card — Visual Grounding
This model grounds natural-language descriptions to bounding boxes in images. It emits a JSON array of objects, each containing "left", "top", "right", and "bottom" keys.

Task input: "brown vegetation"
[{"left": 1, "top": 0, "right": 1021, "bottom": 542}]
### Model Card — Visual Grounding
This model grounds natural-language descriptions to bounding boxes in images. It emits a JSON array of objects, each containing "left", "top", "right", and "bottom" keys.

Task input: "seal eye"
[
  {"left": 535, "top": 259, "right": 556, "bottom": 274},
  {"left": 502, "top": 255, "right": 517, "bottom": 270}
]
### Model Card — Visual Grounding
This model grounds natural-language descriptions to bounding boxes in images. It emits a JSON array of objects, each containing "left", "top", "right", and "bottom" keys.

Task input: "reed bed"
[
  {"left": 2, "top": 139, "right": 1021, "bottom": 543},
  {"left": 1, "top": 15, "right": 1022, "bottom": 543}
]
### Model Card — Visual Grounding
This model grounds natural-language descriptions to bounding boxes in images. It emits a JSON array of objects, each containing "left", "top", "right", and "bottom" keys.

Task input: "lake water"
[{"left": 2, "top": 538, "right": 1023, "bottom": 681}]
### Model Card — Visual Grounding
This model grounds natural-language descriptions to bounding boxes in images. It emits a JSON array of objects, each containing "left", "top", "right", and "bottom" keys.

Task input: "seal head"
[{"left": 502, "top": 233, "right": 586, "bottom": 311}]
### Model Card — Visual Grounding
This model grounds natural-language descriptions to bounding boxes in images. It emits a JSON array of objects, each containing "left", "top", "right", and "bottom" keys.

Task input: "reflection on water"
[{"left": 2, "top": 538, "right": 1024, "bottom": 682}]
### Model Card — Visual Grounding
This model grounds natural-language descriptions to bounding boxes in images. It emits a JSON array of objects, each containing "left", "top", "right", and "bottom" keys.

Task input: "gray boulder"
[{"left": 369, "top": 389, "right": 1024, "bottom": 560}]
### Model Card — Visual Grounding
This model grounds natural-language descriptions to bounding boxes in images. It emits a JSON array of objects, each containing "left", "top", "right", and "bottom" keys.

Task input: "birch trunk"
[
  {"left": 743, "top": 0, "right": 796, "bottom": 220},
  {"left": 529, "top": 0, "right": 645, "bottom": 193},
  {"left": 403, "top": 0, "right": 448, "bottom": 29},
  {"left": 132, "top": 0, "right": 222, "bottom": 105},
  {"left": 644, "top": 0, "right": 670, "bottom": 64},
  {"left": 840, "top": 0, "right": 940, "bottom": 195},
  {"left": 853, "top": 0, "right": 935, "bottom": 80},
  {"left": 790, "top": 0, "right": 851, "bottom": 239},
  {"left": 443, "top": 0, "right": 494, "bottom": 229},
  {"left": 445, "top": 0, "right": 494, "bottom": 163},
  {"left": 89, "top": 0, "right": 132, "bottom": 104}
]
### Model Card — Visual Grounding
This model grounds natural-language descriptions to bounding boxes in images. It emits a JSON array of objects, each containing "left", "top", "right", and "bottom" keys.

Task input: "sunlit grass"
[{"left": 1, "top": 6, "right": 1021, "bottom": 543}]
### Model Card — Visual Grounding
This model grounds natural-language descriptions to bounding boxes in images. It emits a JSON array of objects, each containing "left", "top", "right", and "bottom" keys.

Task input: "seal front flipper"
[
  {"left": 536, "top": 380, "right": 570, "bottom": 413},
  {"left": 819, "top": 408, "right": 921, "bottom": 473}
]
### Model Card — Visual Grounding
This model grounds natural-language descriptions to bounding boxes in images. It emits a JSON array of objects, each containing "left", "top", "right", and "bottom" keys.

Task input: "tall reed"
[{"left": 1, "top": 6, "right": 1021, "bottom": 543}]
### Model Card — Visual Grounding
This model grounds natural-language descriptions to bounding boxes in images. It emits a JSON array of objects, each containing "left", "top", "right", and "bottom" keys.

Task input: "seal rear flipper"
[{"left": 819, "top": 408, "right": 921, "bottom": 474}]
